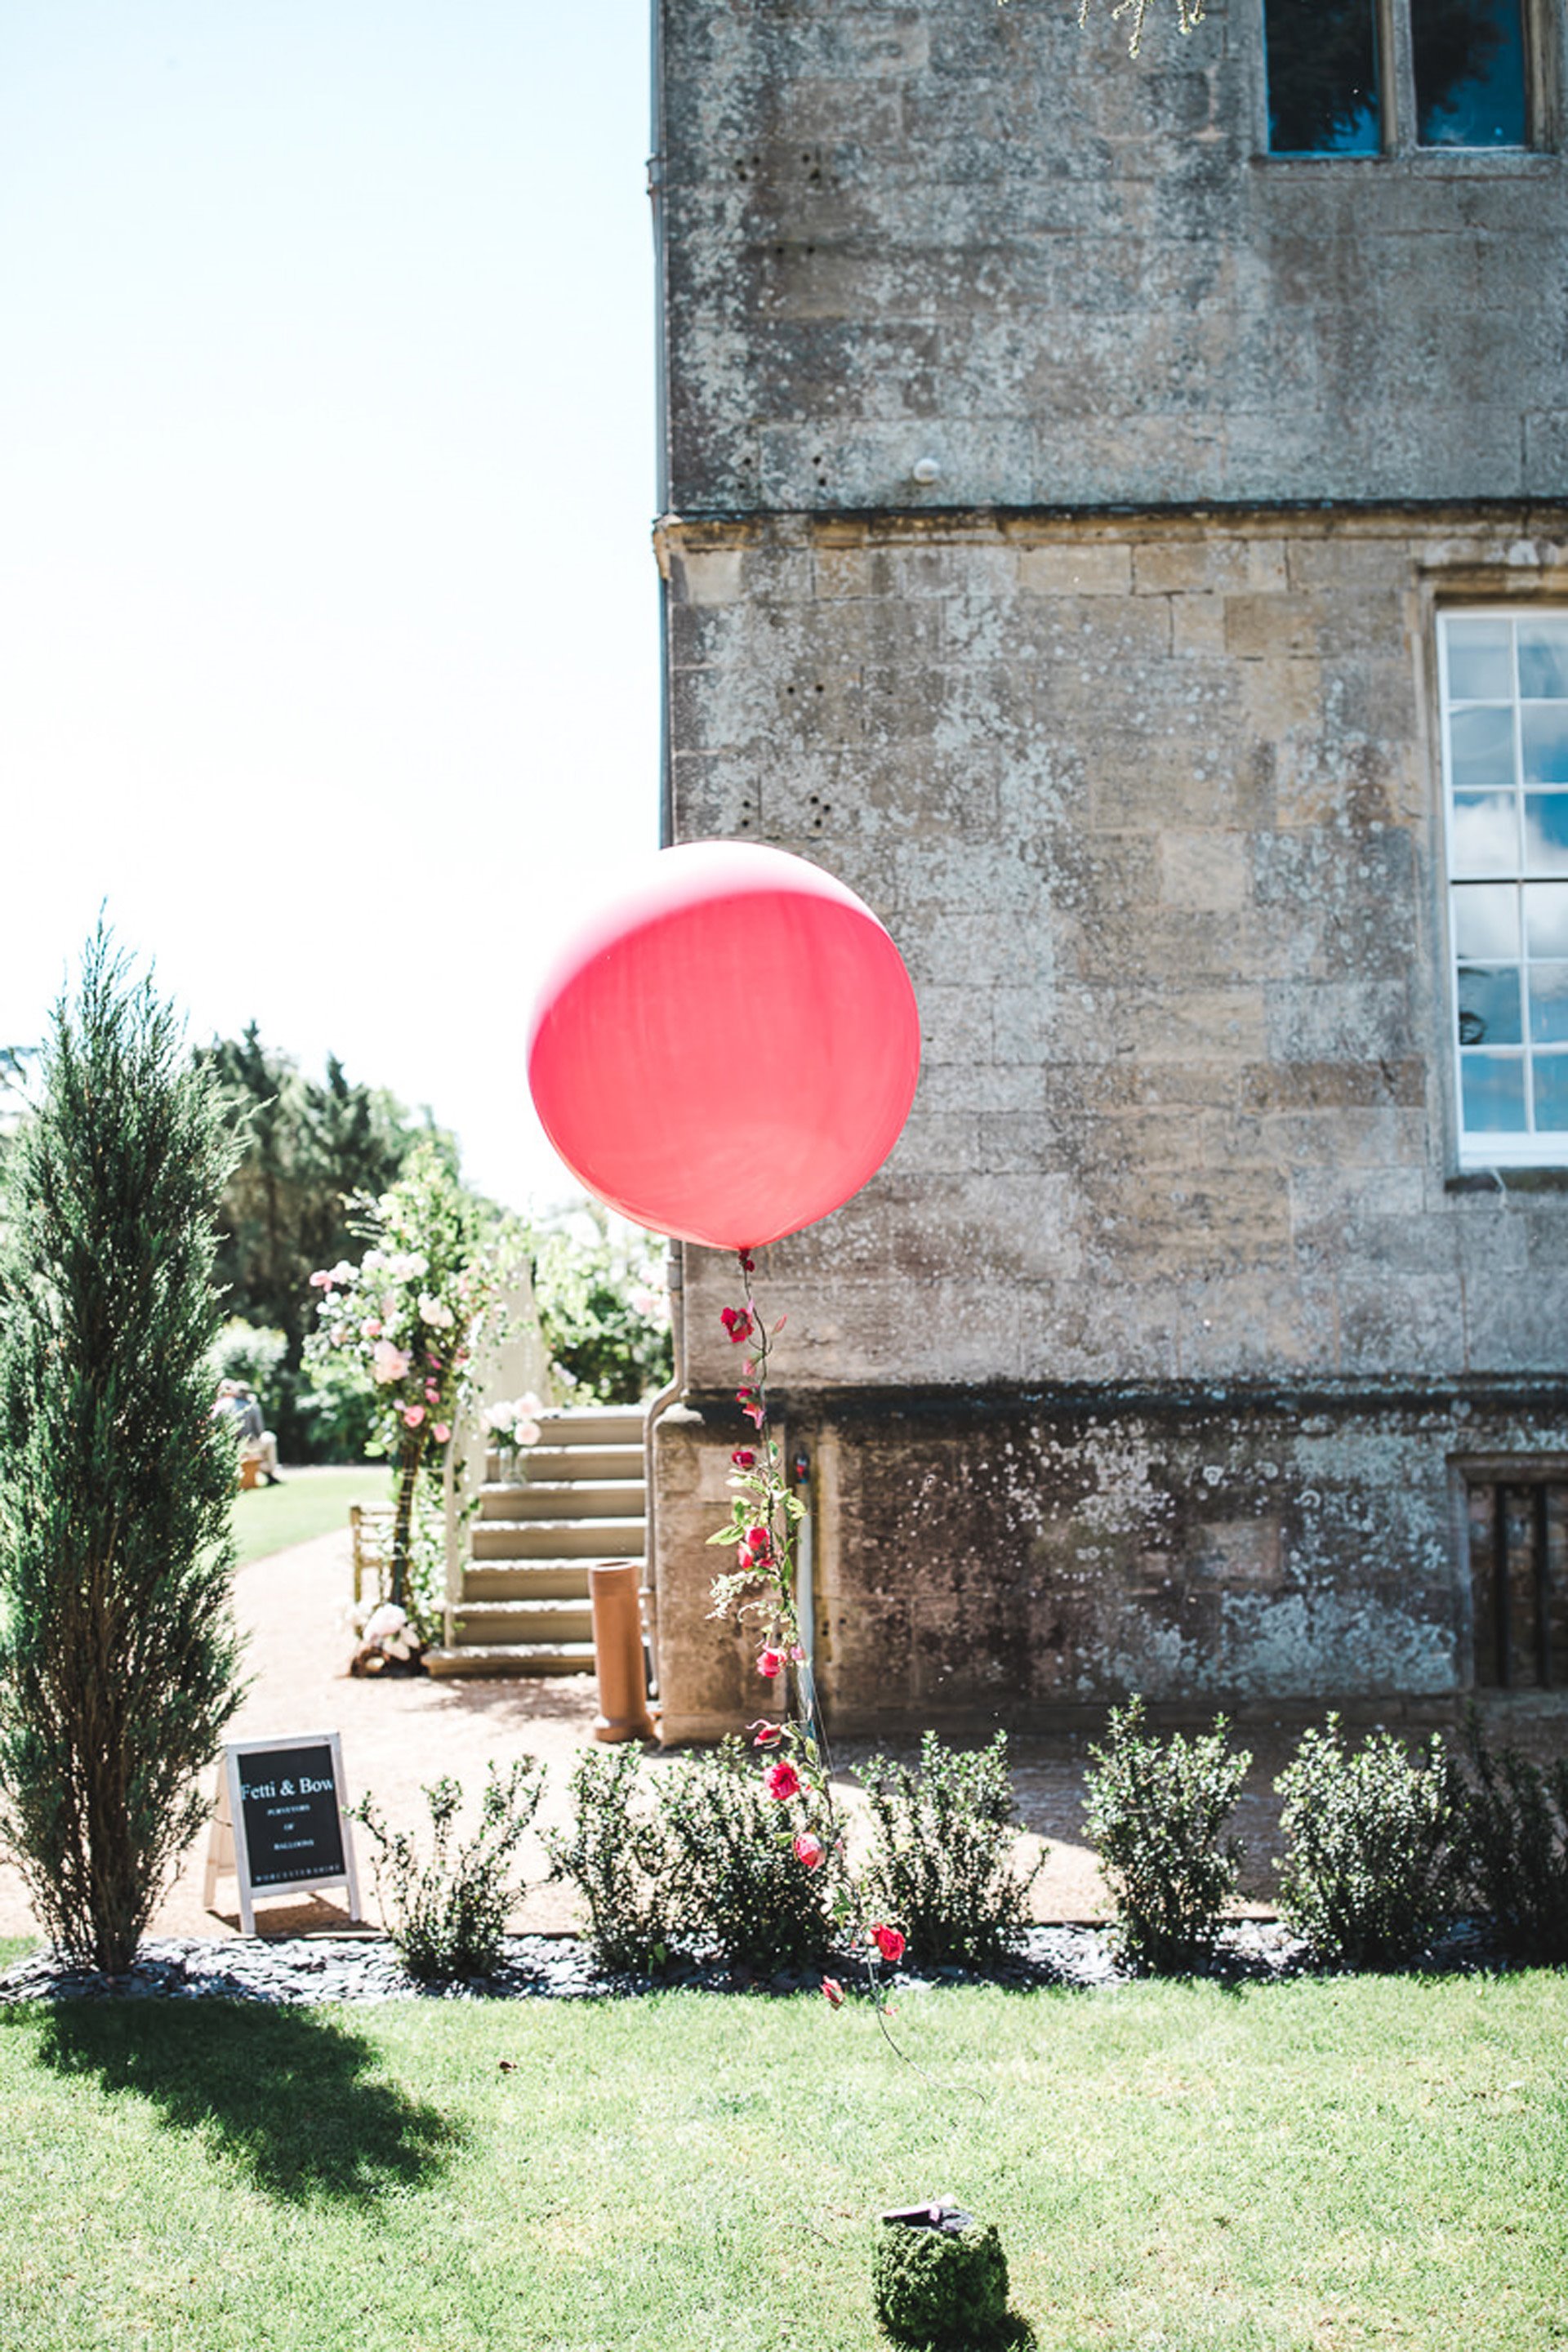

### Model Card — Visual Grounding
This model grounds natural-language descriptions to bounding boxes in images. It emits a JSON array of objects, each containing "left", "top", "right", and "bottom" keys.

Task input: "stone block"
[
  {"left": 1018, "top": 543, "right": 1134, "bottom": 598},
  {"left": 1158, "top": 829, "right": 1251, "bottom": 911}
]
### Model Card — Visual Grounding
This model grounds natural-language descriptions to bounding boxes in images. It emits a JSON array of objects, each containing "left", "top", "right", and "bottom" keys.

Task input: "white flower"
[
  {"left": 482, "top": 1401, "right": 514, "bottom": 1436},
  {"left": 331, "top": 1260, "right": 355, "bottom": 1285},
  {"left": 387, "top": 1251, "right": 428, "bottom": 1281},
  {"left": 516, "top": 1391, "right": 545, "bottom": 1419},
  {"left": 372, "top": 1339, "right": 412, "bottom": 1384},
  {"left": 362, "top": 1250, "right": 385, "bottom": 1272},
  {"left": 363, "top": 1601, "right": 408, "bottom": 1642},
  {"left": 418, "top": 1293, "right": 455, "bottom": 1329},
  {"left": 515, "top": 1419, "right": 541, "bottom": 1447}
]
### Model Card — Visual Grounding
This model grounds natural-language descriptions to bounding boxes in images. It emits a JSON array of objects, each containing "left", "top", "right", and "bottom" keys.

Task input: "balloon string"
[{"left": 718, "top": 1248, "right": 961, "bottom": 2093}]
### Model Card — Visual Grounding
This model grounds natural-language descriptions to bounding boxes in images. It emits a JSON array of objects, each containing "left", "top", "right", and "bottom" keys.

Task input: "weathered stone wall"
[
  {"left": 648, "top": 506, "right": 1568, "bottom": 1736},
  {"left": 658, "top": 0, "right": 1568, "bottom": 514},
  {"left": 649, "top": 0, "right": 1568, "bottom": 1737},
  {"left": 653, "top": 1382, "right": 1568, "bottom": 1739},
  {"left": 664, "top": 506, "right": 1568, "bottom": 1398}
]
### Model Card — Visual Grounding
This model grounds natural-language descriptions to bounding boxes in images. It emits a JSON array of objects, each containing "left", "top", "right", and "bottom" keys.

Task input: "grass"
[
  {"left": 0, "top": 1973, "right": 1562, "bottom": 2349},
  {"left": 229, "top": 1464, "right": 386, "bottom": 1570}
]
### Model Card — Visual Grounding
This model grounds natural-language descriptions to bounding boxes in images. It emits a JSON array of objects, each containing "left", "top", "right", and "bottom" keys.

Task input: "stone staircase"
[{"left": 425, "top": 1405, "right": 646, "bottom": 1678}]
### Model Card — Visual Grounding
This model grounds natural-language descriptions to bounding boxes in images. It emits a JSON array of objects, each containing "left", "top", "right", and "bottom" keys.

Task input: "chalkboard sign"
[{"left": 205, "top": 1732, "right": 362, "bottom": 1936}]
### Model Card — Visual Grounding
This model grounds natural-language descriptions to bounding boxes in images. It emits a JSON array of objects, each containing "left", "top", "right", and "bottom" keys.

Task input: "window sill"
[
  {"left": 1447, "top": 1166, "right": 1568, "bottom": 1193},
  {"left": 1254, "top": 149, "right": 1559, "bottom": 174}
]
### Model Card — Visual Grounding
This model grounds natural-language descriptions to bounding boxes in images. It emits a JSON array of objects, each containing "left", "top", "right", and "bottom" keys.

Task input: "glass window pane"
[
  {"left": 1521, "top": 706, "right": 1568, "bottom": 784},
  {"left": 1453, "top": 791, "right": 1519, "bottom": 875},
  {"left": 1529, "top": 965, "right": 1568, "bottom": 1046},
  {"left": 1458, "top": 964, "right": 1523, "bottom": 1045},
  {"left": 1533, "top": 1054, "right": 1568, "bottom": 1130},
  {"left": 1525, "top": 795, "right": 1568, "bottom": 876},
  {"left": 1450, "top": 704, "right": 1517, "bottom": 791},
  {"left": 1454, "top": 882, "right": 1520, "bottom": 959},
  {"left": 1446, "top": 617, "right": 1514, "bottom": 700},
  {"left": 1525, "top": 882, "right": 1568, "bottom": 958},
  {"left": 1265, "top": 0, "right": 1381, "bottom": 153},
  {"left": 1414, "top": 0, "right": 1527, "bottom": 147},
  {"left": 1517, "top": 617, "right": 1568, "bottom": 698},
  {"left": 1462, "top": 1052, "right": 1528, "bottom": 1131}
]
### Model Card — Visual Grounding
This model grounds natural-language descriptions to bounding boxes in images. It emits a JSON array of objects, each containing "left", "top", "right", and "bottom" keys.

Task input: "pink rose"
[
  {"left": 748, "top": 1719, "right": 783, "bottom": 1746},
  {"left": 719, "top": 1306, "right": 753, "bottom": 1345},
  {"left": 821, "top": 1976, "right": 844, "bottom": 2007},
  {"left": 755, "top": 1648, "right": 782, "bottom": 1679},
  {"left": 361, "top": 1318, "right": 382, "bottom": 1339},
  {"left": 403, "top": 1404, "right": 426, "bottom": 1429},
  {"left": 372, "top": 1339, "right": 411, "bottom": 1385},
  {"left": 763, "top": 1759, "right": 800, "bottom": 1802},
  {"left": 309, "top": 1269, "right": 335, "bottom": 1289},
  {"left": 745, "top": 1525, "right": 769, "bottom": 1555},
  {"left": 793, "top": 1832, "right": 825, "bottom": 1871},
  {"left": 433, "top": 1423, "right": 451, "bottom": 1444},
  {"left": 871, "top": 1922, "right": 905, "bottom": 1964}
]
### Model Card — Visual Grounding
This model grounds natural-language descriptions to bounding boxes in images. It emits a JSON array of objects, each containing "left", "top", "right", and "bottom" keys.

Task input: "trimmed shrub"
[
  {"left": 0, "top": 933, "right": 246, "bottom": 1973},
  {"left": 547, "top": 1746, "right": 679, "bottom": 1975},
  {"left": 1083, "top": 1698, "right": 1251, "bottom": 1974},
  {"left": 662, "top": 1740, "right": 834, "bottom": 1972},
  {"left": 1275, "top": 1717, "right": 1460, "bottom": 1970},
  {"left": 1457, "top": 1713, "right": 1568, "bottom": 1964},
  {"left": 859, "top": 1731, "right": 1044, "bottom": 1967},
  {"left": 355, "top": 1759, "right": 544, "bottom": 1981},
  {"left": 873, "top": 2215, "right": 1010, "bottom": 2350}
]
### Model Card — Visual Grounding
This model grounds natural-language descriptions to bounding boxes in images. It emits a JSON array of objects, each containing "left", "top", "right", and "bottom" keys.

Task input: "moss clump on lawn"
[{"left": 872, "top": 2213, "right": 1009, "bottom": 2347}]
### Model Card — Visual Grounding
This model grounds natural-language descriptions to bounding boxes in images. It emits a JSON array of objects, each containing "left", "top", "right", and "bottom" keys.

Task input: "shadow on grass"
[
  {"left": 24, "top": 1999, "right": 464, "bottom": 2207},
  {"left": 879, "top": 2319, "right": 1038, "bottom": 2352}
]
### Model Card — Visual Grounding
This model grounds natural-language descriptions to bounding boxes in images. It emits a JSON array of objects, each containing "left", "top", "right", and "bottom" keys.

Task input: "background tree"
[
  {"left": 0, "top": 934, "right": 245, "bottom": 1972},
  {"left": 194, "top": 1027, "right": 446, "bottom": 1457},
  {"left": 532, "top": 1206, "right": 673, "bottom": 1404}
]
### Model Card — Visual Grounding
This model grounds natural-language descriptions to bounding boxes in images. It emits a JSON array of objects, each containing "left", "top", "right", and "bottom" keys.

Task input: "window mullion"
[{"left": 1383, "top": 0, "right": 1417, "bottom": 152}]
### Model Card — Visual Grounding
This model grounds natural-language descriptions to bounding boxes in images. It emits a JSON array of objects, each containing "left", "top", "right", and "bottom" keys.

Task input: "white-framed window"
[{"left": 1439, "top": 608, "right": 1568, "bottom": 1169}]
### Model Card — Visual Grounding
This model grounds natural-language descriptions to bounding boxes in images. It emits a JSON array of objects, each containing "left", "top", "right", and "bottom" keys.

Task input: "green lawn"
[
  {"left": 0, "top": 1974, "right": 1562, "bottom": 2350},
  {"left": 229, "top": 1464, "right": 387, "bottom": 1570}
]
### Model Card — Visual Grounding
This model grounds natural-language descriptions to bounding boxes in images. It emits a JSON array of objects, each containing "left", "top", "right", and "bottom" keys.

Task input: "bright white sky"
[{"left": 0, "top": 1, "right": 658, "bottom": 1212}]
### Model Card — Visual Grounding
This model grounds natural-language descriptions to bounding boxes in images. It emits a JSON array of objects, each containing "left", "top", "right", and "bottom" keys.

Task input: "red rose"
[
  {"left": 763, "top": 1759, "right": 800, "bottom": 1801},
  {"left": 755, "top": 1648, "right": 782, "bottom": 1679},
  {"left": 731, "top": 1449, "right": 757, "bottom": 1470},
  {"left": 793, "top": 1832, "right": 826, "bottom": 1871},
  {"left": 746, "top": 1525, "right": 770, "bottom": 1554},
  {"left": 870, "top": 1922, "right": 905, "bottom": 1964}
]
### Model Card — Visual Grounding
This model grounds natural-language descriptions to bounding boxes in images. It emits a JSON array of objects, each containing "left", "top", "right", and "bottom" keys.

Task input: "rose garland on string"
[{"left": 705, "top": 1250, "right": 906, "bottom": 2004}]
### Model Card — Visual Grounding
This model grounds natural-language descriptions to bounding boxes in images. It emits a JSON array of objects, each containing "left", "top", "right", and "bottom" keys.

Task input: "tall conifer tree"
[{"left": 0, "top": 933, "right": 245, "bottom": 1971}]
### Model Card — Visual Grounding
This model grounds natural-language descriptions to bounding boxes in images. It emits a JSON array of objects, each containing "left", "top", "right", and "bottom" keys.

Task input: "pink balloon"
[{"left": 527, "top": 842, "right": 921, "bottom": 1250}]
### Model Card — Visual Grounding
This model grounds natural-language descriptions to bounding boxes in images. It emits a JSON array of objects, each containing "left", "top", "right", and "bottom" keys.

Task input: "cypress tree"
[{"left": 0, "top": 933, "right": 246, "bottom": 1972}]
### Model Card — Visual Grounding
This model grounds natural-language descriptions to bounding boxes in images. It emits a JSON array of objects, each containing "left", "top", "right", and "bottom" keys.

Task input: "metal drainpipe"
[{"left": 640, "top": 1241, "right": 685, "bottom": 1696}]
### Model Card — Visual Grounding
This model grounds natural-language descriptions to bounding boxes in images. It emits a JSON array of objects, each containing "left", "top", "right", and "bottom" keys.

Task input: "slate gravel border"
[{"left": 0, "top": 1915, "right": 1508, "bottom": 2006}]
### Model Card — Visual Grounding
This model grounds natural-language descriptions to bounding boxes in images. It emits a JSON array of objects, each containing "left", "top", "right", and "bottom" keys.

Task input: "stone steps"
[{"left": 425, "top": 1405, "right": 648, "bottom": 1680}]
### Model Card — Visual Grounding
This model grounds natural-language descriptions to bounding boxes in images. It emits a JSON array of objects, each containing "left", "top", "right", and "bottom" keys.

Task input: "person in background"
[{"left": 234, "top": 1383, "right": 283, "bottom": 1486}]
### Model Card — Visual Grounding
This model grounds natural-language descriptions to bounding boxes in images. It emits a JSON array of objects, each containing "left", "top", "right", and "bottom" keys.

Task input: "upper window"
[
  {"left": 1265, "top": 0, "right": 1530, "bottom": 154},
  {"left": 1439, "top": 611, "right": 1568, "bottom": 1169}
]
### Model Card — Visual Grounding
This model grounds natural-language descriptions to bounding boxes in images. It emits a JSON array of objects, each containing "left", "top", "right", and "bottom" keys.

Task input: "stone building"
[{"left": 645, "top": 0, "right": 1568, "bottom": 1737}]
